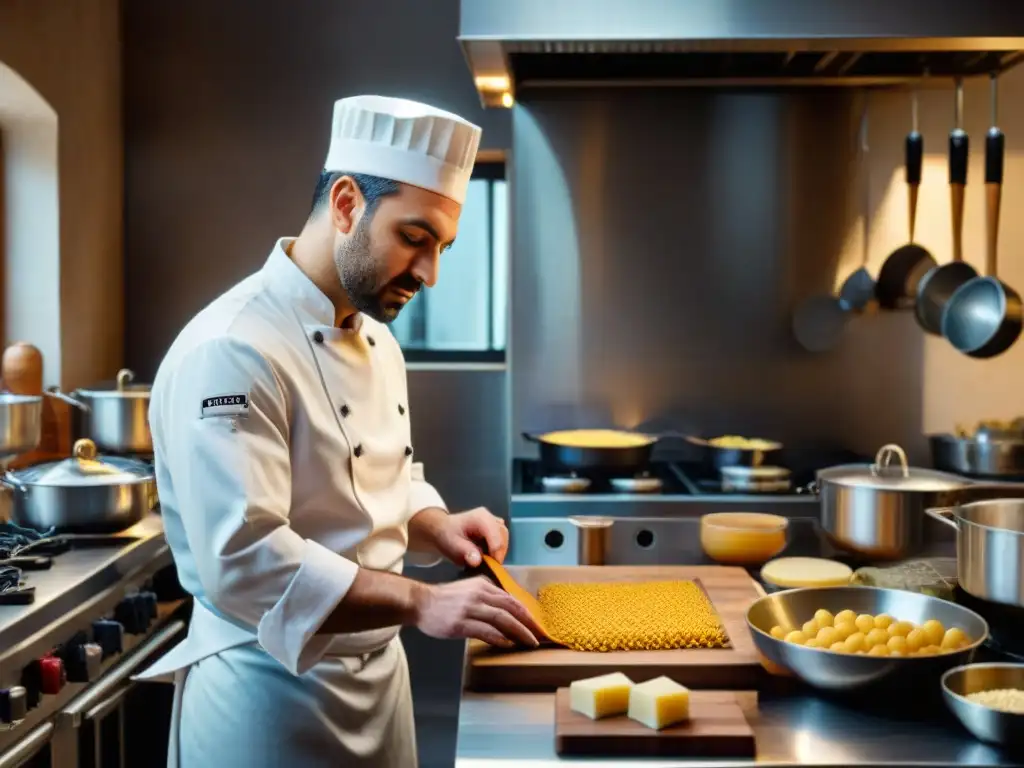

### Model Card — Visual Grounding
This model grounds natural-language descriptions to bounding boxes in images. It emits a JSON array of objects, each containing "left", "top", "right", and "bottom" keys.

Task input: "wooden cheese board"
[
  {"left": 554, "top": 688, "right": 757, "bottom": 758},
  {"left": 463, "top": 565, "right": 766, "bottom": 692}
]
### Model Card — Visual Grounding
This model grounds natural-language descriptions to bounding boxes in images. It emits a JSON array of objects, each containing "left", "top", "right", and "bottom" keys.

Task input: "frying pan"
[
  {"left": 524, "top": 429, "right": 783, "bottom": 472},
  {"left": 942, "top": 74, "right": 1023, "bottom": 359},
  {"left": 876, "top": 90, "right": 938, "bottom": 309},
  {"left": 915, "top": 79, "right": 977, "bottom": 335},
  {"left": 684, "top": 435, "right": 784, "bottom": 470},
  {"left": 523, "top": 429, "right": 657, "bottom": 472}
]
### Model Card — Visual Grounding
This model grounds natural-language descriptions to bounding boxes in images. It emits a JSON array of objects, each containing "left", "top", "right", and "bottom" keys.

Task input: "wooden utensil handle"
[
  {"left": 985, "top": 127, "right": 1005, "bottom": 277},
  {"left": 949, "top": 121, "right": 968, "bottom": 264}
]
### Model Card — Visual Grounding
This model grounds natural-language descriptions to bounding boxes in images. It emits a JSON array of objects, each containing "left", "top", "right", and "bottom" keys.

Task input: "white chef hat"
[{"left": 323, "top": 95, "right": 482, "bottom": 205}]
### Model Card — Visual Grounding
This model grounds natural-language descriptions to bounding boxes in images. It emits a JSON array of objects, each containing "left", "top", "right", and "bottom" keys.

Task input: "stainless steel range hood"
[{"left": 460, "top": 0, "right": 1024, "bottom": 106}]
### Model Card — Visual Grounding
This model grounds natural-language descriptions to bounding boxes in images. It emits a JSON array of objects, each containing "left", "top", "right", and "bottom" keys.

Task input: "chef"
[{"left": 137, "top": 95, "right": 541, "bottom": 768}]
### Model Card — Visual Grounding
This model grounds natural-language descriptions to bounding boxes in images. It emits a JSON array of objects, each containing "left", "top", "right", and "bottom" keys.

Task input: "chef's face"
[{"left": 331, "top": 178, "right": 461, "bottom": 324}]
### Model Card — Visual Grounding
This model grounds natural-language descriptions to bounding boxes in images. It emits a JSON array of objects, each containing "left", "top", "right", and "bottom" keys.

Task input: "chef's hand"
[
  {"left": 413, "top": 576, "right": 541, "bottom": 648},
  {"left": 432, "top": 506, "right": 509, "bottom": 567}
]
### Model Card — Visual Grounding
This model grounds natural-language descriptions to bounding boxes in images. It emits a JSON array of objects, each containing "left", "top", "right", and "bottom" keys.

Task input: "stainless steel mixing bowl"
[
  {"left": 942, "top": 663, "right": 1024, "bottom": 748},
  {"left": 746, "top": 586, "right": 989, "bottom": 691}
]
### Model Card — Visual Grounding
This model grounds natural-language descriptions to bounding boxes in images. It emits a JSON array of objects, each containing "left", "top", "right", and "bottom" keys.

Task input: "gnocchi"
[{"left": 768, "top": 609, "right": 974, "bottom": 657}]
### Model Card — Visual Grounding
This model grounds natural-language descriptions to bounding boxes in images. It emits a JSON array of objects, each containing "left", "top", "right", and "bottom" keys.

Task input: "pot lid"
[
  {"left": 9, "top": 439, "right": 154, "bottom": 487},
  {"left": 818, "top": 443, "right": 965, "bottom": 491},
  {"left": 75, "top": 368, "right": 151, "bottom": 398}
]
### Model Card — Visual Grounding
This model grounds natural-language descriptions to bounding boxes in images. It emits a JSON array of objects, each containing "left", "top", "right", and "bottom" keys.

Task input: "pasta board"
[{"left": 463, "top": 565, "right": 766, "bottom": 692}]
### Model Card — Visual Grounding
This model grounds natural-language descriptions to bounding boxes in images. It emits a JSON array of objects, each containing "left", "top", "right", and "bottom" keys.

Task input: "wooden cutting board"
[
  {"left": 555, "top": 688, "right": 756, "bottom": 758},
  {"left": 464, "top": 565, "right": 765, "bottom": 692}
]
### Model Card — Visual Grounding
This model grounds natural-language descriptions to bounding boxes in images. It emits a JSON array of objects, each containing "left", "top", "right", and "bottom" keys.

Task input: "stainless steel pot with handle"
[
  {"left": 73, "top": 369, "right": 152, "bottom": 455},
  {"left": 926, "top": 499, "right": 1024, "bottom": 608},
  {"left": 816, "top": 443, "right": 968, "bottom": 559},
  {"left": 2, "top": 438, "right": 156, "bottom": 532},
  {"left": 0, "top": 393, "right": 43, "bottom": 461},
  {"left": 929, "top": 432, "right": 1024, "bottom": 478}
]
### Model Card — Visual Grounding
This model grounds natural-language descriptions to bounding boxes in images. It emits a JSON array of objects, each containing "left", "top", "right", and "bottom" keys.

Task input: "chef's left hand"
[{"left": 426, "top": 507, "right": 509, "bottom": 567}]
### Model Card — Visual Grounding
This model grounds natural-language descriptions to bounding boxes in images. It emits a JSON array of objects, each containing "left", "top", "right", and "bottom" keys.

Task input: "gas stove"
[
  {"left": 0, "top": 514, "right": 185, "bottom": 766},
  {"left": 513, "top": 447, "right": 865, "bottom": 499}
]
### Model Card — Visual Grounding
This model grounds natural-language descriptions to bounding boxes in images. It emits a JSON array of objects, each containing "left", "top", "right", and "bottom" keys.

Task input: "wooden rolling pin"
[{"left": 1, "top": 342, "right": 71, "bottom": 467}]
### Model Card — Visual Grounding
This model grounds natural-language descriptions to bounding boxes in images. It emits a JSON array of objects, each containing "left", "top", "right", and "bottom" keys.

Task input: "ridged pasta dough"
[{"left": 537, "top": 580, "right": 730, "bottom": 652}]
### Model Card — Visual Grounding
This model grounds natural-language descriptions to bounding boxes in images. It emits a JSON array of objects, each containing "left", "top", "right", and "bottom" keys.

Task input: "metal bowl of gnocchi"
[{"left": 746, "top": 586, "right": 989, "bottom": 691}]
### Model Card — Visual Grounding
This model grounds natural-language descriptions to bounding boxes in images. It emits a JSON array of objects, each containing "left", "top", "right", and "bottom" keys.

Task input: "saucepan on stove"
[
  {"left": 811, "top": 442, "right": 1024, "bottom": 560},
  {"left": 70, "top": 368, "right": 153, "bottom": 455},
  {"left": 929, "top": 418, "right": 1024, "bottom": 478},
  {"left": 1, "top": 438, "right": 156, "bottom": 533},
  {"left": 0, "top": 393, "right": 43, "bottom": 462},
  {"left": 926, "top": 498, "right": 1024, "bottom": 609},
  {"left": 811, "top": 443, "right": 968, "bottom": 560},
  {"left": 685, "top": 434, "right": 784, "bottom": 470}
]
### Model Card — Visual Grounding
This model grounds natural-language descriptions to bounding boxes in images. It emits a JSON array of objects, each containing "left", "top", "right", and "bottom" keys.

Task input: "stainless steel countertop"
[{"left": 455, "top": 673, "right": 1024, "bottom": 767}]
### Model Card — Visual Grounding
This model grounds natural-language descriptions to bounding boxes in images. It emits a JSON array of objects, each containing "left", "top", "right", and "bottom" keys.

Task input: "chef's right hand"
[{"left": 413, "top": 576, "right": 542, "bottom": 648}]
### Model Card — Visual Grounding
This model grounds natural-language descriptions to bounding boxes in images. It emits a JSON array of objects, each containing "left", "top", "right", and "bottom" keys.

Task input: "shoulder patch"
[{"left": 201, "top": 393, "right": 250, "bottom": 418}]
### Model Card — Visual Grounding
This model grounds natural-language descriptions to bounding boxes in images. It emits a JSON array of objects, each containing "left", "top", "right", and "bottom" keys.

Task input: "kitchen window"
[{"left": 390, "top": 161, "right": 507, "bottom": 364}]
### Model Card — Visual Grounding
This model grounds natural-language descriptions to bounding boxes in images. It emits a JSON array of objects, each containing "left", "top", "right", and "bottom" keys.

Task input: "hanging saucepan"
[
  {"left": 72, "top": 368, "right": 153, "bottom": 455},
  {"left": 876, "top": 89, "right": 938, "bottom": 310},
  {"left": 915, "top": 79, "right": 977, "bottom": 335},
  {"left": 790, "top": 95, "right": 874, "bottom": 352},
  {"left": 836, "top": 95, "right": 878, "bottom": 313},
  {"left": 1, "top": 438, "right": 156, "bottom": 533},
  {"left": 941, "top": 73, "right": 1023, "bottom": 359}
]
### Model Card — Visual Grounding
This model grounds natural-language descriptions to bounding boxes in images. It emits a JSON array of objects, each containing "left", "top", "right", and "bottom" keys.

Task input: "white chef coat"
[{"left": 136, "top": 237, "right": 446, "bottom": 766}]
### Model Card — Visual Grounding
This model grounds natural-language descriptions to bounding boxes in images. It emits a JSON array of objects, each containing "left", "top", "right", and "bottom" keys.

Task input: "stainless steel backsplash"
[{"left": 510, "top": 87, "right": 928, "bottom": 462}]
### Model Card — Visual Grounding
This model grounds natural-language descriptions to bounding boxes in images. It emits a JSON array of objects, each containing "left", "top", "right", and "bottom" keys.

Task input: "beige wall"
[
  {"left": 860, "top": 65, "right": 1024, "bottom": 434},
  {"left": 0, "top": 0, "right": 123, "bottom": 390}
]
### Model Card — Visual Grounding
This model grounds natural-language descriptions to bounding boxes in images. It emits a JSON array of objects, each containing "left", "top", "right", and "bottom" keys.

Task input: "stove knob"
[
  {"left": 92, "top": 619, "right": 124, "bottom": 657},
  {"left": 38, "top": 656, "right": 65, "bottom": 695},
  {"left": 0, "top": 687, "right": 26, "bottom": 724},
  {"left": 19, "top": 662, "right": 41, "bottom": 709},
  {"left": 138, "top": 591, "right": 159, "bottom": 621},
  {"left": 65, "top": 642, "right": 103, "bottom": 683},
  {"left": 114, "top": 596, "right": 150, "bottom": 634}
]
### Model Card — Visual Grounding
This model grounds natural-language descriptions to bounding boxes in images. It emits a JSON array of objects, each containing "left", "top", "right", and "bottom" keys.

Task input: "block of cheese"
[
  {"left": 627, "top": 676, "right": 690, "bottom": 730},
  {"left": 760, "top": 557, "right": 852, "bottom": 589},
  {"left": 568, "top": 672, "right": 634, "bottom": 719}
]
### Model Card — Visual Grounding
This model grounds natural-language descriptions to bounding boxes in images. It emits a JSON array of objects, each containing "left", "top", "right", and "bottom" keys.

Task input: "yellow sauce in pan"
[
  {"left": 707, "top": 435, "right": 779, "bottom": 450},
  {"left": 538, "top": 429, "right": 654, "bottom": 448}
]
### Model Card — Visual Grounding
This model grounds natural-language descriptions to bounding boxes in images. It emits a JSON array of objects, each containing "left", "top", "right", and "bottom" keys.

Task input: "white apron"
[
  {"left": 168, "top": 638, "right": 415, "bottom": 768},
  {"left": 138, "top": 238, "right": 445, "bottom": 767}
]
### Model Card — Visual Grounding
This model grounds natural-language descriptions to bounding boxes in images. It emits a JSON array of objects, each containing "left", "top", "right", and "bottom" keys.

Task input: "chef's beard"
[{"left": 334, "top": 217, "right": 417, "bottom": 324}]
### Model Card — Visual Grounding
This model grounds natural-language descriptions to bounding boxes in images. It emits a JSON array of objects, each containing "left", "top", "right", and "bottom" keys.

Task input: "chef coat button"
[
  {"left": 367, "top": 335, "right": 376, "bottom": 347},
  {"left": 312, "top": 330, "right": 324, "bottom": 344},
  {"left": 398, "top": 404, "right": 406, "bottom": 416},
  {"left": 340, "top": 404, "right": 350, "bottom": 418},
  {"left": 404, "top": 446, "right": 413, "bottom": 457},
  {"left": 354, "top": 444, "right": 363, "bottom": 458}
]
